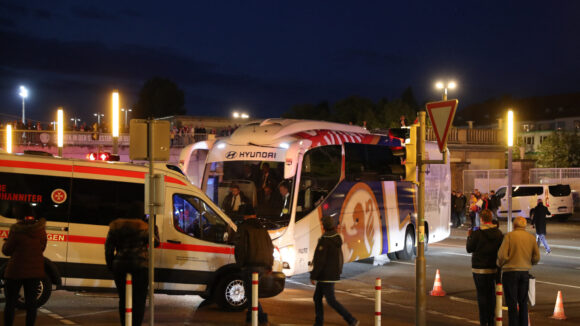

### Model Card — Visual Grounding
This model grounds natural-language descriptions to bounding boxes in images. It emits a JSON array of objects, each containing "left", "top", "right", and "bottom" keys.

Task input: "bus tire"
[
  {"left": 396, "top": 228, "right": 415, "bottom": 260},
  {"left": 387, "top": 252, "right": 398, "bottom": 260},
  {"left": 215, "top": 272, "right": 248, "bottom": 311},
  {"left": 15, "top": 276, "right": 52, "bottom": 309}
]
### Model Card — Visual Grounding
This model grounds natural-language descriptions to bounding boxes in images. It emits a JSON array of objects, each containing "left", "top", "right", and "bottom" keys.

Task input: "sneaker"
[
  {"left": 349, "top": 320, "right": 360, "bottom": 326},
  {"left": 546, "top": 250, "right": 551, "bottom": 254}
]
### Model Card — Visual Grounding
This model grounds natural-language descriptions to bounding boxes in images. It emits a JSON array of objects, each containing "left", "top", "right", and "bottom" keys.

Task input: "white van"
[
  {"left": 495, "top": 184, "right": 574, "bottom": 220},
  {"left": 0, "top": 152, "right": 284, "bottom": 310}
]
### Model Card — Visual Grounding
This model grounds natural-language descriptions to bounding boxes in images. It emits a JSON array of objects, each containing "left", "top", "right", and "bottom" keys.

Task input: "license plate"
[{"left": 558, "top": 207, "right": 566, "bottom": 212}]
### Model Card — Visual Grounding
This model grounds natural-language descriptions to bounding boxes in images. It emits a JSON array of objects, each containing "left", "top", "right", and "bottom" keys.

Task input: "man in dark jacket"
[
  {"left": 456, "top": 191, "right": 467, "bottom": 226},
  {"left": 310, "top": 216, "right": 359, "bottom": 326},
  {"left": 466, "top": 209, "right": 503, "bottom": 326},
  {"left": 530, "top": 198, "right": 551, "bottom": 254},
  {"left": 105, "top": 214, "right": 158, "bottom": 326},
  {"left": 222, "top": 184, "right": 251, "bottom": 220},
  {"left": 235, "top": 214, "right": 273, "bottom": 326},
  {"left": 2, "top": 204, "right": 47, "bottom": 326}
]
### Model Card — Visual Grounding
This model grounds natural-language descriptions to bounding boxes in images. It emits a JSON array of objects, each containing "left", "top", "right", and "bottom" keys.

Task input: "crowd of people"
[{"left": 451, "top": 188, "right": 501, "bottom": 229}]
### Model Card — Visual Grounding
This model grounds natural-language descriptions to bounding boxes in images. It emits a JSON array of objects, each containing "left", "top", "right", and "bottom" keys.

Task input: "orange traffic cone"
[
  {"left": 429, "top": 269, "right": 446, "bottom": 296},
  {"left": 550, "top": 291, "right": 567, "bottom": 320}
]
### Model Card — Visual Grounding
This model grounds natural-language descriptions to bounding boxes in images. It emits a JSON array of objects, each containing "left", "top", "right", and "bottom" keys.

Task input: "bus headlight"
[{"left": 279, "top": 245, "right": 295, "bottom": 269}]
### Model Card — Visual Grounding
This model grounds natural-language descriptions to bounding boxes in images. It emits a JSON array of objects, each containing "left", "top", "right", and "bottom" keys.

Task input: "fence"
[
  {"left": 530, "top": 168, "right": 580, "bottom": 210},
  {"left": 462, "top": 169, "right": 508, "bottom": 194}
]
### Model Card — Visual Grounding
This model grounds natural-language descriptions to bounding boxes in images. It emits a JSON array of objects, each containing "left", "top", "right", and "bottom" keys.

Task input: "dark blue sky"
[{"left": 1, "top": 1, "right": 579, "bottom": 124}]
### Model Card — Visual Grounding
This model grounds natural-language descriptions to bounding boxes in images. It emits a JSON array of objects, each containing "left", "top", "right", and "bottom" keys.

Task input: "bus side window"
[
  {"left": 296, "top": 146, "right": 341, "bottom": 221},
  {"left": 345, "top": 143, "right": 404, "bottom": 181}
]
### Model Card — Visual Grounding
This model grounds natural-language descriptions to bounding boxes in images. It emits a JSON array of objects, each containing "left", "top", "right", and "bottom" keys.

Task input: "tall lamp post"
[
  {"left": 94, "top": 113, "right": 104, "bottom": 128},
  {"left": 507, "top": 110, "right": 514, "bottom": 232},
  {"left": 435, "top": 81, "right": 456, "bottom": 101},
  {"left": 57, "top": 108, "right": 64, "bottom": 157},
  {"left": 19, "top": 86, "right": 28, "bottom": 125},
  {"left": 112, "top": 91, "right": 120, "bottom": 154},
  {"left": 70, "top": 117, "right": 81, "bottom": 129}
]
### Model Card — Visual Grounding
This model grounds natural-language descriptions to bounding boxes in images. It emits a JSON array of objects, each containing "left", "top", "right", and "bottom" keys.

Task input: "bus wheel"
[
  {"left": 387, "top": 252, "right": 398, "bottom": 260},
  {"left": 15, "top": 276, "right": 52, "bottom": 309},
  {"left": 215, "top": 272, "right": 248, "bottom": 311},
  {"left": 396, "top": 228, "right": 415, "bottom": 260}
]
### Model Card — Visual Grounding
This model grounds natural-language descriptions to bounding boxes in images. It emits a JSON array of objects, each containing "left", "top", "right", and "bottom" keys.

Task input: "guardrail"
[{"left": 427, "top": 127, "right": 503, "bottom": 145}]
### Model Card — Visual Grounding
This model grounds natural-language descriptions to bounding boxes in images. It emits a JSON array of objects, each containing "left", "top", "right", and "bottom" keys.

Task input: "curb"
[{"left": 449, "top": 235, "right": 580, "bottom": 251}]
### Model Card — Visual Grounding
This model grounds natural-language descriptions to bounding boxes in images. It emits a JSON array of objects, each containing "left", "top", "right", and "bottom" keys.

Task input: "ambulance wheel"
[
  {"left": 15, "top": 276, "right": 52, "bottom": 309},
  {"left": 215, "top": 272, "right": 248, "bottom": 311},
  {"left": 396, "top": 228, "right": 415, "bottom": 260}
]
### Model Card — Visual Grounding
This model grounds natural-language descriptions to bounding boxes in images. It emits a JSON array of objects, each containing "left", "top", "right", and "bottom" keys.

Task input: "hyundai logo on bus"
[{"left": 225, "top": 151, "right": 277, "bottom": 159}]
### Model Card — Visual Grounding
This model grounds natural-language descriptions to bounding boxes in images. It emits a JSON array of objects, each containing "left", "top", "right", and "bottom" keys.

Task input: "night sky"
[{"left": 1, "top": 1, "right": 579, "bottom": 125}]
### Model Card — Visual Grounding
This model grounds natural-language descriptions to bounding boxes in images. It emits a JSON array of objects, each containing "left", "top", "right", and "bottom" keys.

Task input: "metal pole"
[
  {"left": 507, "top": 147, "right": 513, "bottom": 232},
  {"left": 252, "top": 272, "right": 259, "bottom": 326},
  {"left": 22, "top": 97, "right": 25, "bottom": 124},
  {"left": 443, "top": 88, "right": 447, "bottom": 101},
  {"left": 147, "top": 119, "right": 155, "bottom": 326},
  {"left": 113, "top": 137, "right": 119, "bottom": 155},
  {"left": 416, "top": 111, "right": 426, "bottom": 326},
  {"left": 375, "top": 278, "right": 382, "bottom": 326},
  {"left": 125, "top": 273, "right": 133, "bottom": 326}
]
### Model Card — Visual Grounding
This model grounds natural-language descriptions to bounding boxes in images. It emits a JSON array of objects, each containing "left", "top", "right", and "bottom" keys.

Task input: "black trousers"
[
  {"left": 502, "top": 271, "right": 529, "bottom": 326},
  {"left": 313, "top": 282, "right": 355, "bottom": 326},
  {"left": 3, "top": 278, "right": 40, "bottom": 326},
  {"left": 473, "top": 273, "right": 496, "bottom": 326},
  {"left": 113, "top": 268, "right": 149, "bottom": 326}
]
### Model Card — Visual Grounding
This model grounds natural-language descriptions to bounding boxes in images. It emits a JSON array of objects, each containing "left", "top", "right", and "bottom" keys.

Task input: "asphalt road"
[{"left": 2, "top": 215, "right": 579, "bottom": 325}]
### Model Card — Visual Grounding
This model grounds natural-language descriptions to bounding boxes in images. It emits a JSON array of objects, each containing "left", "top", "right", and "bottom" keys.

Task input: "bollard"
[
  {"left": 495, "top": 283, "right": 502, "bottom": 326},
  {"left": 125, "top": 273, "right": 133, "bottom": 326},
  {"left": 375, "top": 278, "right": 381, "bottom": 326},
  {"left": 252, "top": 272, "right": 259, "bottom": 326}
]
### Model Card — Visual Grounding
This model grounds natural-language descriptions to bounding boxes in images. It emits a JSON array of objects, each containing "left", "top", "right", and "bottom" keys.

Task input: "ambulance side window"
[
  {"left": 173, "top": 194, "right": 230, "bottom": 244},
  {"left": 0, "top": 172, "right": 70, "bottom": 222},
  {"left": 70, "top": 179, "right": 144, "bottom": 226}
]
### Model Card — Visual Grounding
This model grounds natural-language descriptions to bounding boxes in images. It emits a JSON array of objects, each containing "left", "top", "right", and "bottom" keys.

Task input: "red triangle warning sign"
[{"left": 426, "top": 99, "right": 459, "bottom": 152}]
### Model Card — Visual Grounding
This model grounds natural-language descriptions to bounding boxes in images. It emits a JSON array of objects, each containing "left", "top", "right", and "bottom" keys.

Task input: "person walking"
[
  {"left": 530, "top": 198, "right": 551, "bottom": 254},
  {"left": 235, "top": 214, "right": 274, "bottom": 326},
  {"left": 2, "top": 204, "right": 47, "bottom": 326},
  {"left": 105, "top": 212, "right": 158, "bottom": 326},
  {"left": 466, "top": 209, "right": 503, "bottom": 326},
  {"left": 497, "top": 217, "right": 540, "bottom": 326},
  {"left": 310, "top": 216, "right": 359, "bottom": 326}
]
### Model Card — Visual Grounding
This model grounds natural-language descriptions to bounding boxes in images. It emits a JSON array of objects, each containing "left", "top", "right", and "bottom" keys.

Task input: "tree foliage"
[
  {"left": 135, "top": 77, "right": 186, "bottom": 118},
  {"left": 536, "top": 130, "right": 580, "bottom": 167},
  {"left": 283, "top": 87, "right": 419, "bottom": 129}
]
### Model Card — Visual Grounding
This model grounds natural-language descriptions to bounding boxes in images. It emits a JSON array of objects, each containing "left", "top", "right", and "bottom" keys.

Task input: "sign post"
[{"left": 416, "top": 99, "right": 458, "bottom": 326}]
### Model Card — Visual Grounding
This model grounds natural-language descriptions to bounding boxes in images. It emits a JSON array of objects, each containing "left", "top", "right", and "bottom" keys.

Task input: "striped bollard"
[
  {"left": 252, "top": 272, "right": 259, "bottom": 326},
  {"left": 495, "top": 283, "right": 503, "bottom": 326},
  {"left": 125, "top": 273, "right": 132, "bottom": 326},
  {"left": 375, "top": 278, "right": 381, "bottom": 326}
]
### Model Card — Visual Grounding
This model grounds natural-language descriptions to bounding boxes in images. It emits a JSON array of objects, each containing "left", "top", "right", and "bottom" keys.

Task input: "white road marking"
[
  {"left": 40, "top": 307, "right": 78, "bottom": 325},
  {"left": 548, "top": 253, "right": 580, "bottom": 260},
  {"left": 441, "top": 251, "right": 471, "bottom": 257},
  {"left": 449, "top": 296, "right": 477, "bottom": 305},
  {"left": 536, "top": 280, "right": 580, "bottom": 290},
  {"left": 391, "top": 261, "right": 417, "bottom": 266},
  {"left": 65, "top": 309, "right": 118, "bottom": 318}
]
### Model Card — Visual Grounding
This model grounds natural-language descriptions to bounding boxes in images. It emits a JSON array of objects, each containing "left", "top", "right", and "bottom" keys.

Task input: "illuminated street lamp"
[
  {"left": 232, "top": 111, "right": 249, "bottom": 119},
  {"left": 232, "top": 111, "right": 240, "bottom": 119},
  {"left": 94, "top": 113, "right": 104, "bottom": 126},
  {"left": 70, "top": 117, "right": 81, "bottom": 128},
  {"left": 6, "top": 124, "right": 12, "bottom": 153},
  {"left": 506, "top": 110, "right": 515, "bottom": 232},
  {"left": 57, "top": 108, "right": 64, "bottom": 157},
  {"left": 18, "top": 86, "right": 28, "bottom": 124},
  {"left": 435, "top": 81, "right": 456, "bottom": 100},
  {"left": 112, "top": 91, "right": 120, "bottom": 154},
  {"left": 121, "top": 108, "right": 132, "bottom": 130}
]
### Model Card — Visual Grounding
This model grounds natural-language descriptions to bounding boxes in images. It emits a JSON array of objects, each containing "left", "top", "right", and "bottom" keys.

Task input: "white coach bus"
[{"left": 180, "top": 119, "right": 451, "bottom": 276}]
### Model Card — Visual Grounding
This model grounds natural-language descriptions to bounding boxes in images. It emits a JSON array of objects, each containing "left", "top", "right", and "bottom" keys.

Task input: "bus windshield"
[{"left": 203, "top": 160, "right": 294, "bottom": 229}]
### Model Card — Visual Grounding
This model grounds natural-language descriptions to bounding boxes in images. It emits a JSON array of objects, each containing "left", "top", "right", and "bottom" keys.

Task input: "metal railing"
[{"left": 426, "top": 127, "right": 502, "bottom": 145}]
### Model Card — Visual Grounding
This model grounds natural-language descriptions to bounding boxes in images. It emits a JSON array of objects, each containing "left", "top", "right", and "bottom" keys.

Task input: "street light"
[
  {"left": 57, "top": 108, "right": 64, "bottom": 157},
  {"left": 18, "top": 86, "right": 28, "bottom": 125},
  {"left": 70, "top": 117, "right": 81, "bottom": 128},
  {"left": 94, "top": 113, "right": 104, "bottom": 126},
  {"left": 232, "top": 111, "right": 240, "bottom": 119},
  {"left": 121, "top": 108, "right": 132, "bottom": 130},
  {"left": 112, "top": 91, "right": 120, "bottom": 154},
  {"left": 435, "top": 81, "right": 456, "bottom": 100},
  {"left": 232, "top": 111, "right": 249, "bottom": 119},
  {"left": 507, "top": 109, "right": 514, "bottom": 232},
  {"left": 6, "top": 124, "right": 12, "bottom": 154}
]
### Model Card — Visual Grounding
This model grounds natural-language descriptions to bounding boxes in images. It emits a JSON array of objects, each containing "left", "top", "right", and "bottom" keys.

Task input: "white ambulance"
[{"left": 0, "top": 152, "right": 284, "bottom": 310}]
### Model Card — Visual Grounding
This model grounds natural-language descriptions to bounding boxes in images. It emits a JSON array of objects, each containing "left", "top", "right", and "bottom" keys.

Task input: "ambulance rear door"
[{"left": 0, "top": 155, "right": 71, "bottom": 270}]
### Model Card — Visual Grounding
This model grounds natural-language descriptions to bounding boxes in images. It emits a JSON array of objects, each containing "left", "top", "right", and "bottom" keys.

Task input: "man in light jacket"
[{"left": 497, "top": 217, "right": 540, "bottom": 326}]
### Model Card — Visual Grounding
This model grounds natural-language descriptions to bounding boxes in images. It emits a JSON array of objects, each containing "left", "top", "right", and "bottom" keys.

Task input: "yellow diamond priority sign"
[{"left": 425, "top": 99, "right": 459, "bottom": 152}]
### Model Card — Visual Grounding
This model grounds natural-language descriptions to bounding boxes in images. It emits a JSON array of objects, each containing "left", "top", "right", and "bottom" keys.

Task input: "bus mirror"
[{"left": 405, "top": 125, "right": 417, "bottom": 183}]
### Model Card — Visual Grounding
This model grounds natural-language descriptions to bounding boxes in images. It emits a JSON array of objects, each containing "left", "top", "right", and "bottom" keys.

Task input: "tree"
[
  {"left": 135, "top": 77, "right": 185, "bottom": 118},
  {"left": 536, "top": 130, "right": 580, "bottom": 167},
  {"left": 283, "top": 101, "right": 331, "bottom": 120},
  {"left": 332, "top": 96, "right": 376, "bottom": 128}
]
